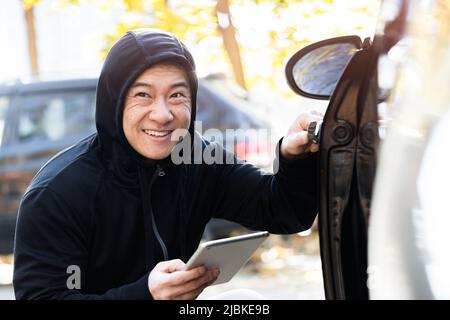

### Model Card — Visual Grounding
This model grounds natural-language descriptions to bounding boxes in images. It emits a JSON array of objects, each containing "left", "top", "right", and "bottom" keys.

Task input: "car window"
[
  {"left": 0, "top": 95, "right": 10, "bottom": 146},
  {"left": 17, "top": 90, "right": 96, "bottom": 143}
]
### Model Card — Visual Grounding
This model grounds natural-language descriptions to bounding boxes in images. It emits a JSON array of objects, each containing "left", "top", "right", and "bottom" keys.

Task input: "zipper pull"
[{"left": 157, "top": 165, "right": 165, "bottom": 177}]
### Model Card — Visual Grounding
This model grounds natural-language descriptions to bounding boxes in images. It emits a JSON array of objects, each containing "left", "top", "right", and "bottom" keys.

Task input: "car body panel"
[
  {"left": 284, "top": 0, "right": 417, "bottom": 300},
  {"left": 368, "top": 0, "right": 450, "bottom": 299}
]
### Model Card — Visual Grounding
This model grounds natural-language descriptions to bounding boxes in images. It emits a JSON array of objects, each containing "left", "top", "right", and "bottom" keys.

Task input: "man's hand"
[
  {"left": 148, "top": 259, "right": 220, "bottom": 300},
  {"left": 280, "top": 111, "right": 323, "bottom": 159}
]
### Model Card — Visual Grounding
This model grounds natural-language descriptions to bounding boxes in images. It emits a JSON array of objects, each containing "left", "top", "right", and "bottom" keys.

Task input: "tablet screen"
[{"left": 184, "top": 231, "right": 269, "bottom": 285}]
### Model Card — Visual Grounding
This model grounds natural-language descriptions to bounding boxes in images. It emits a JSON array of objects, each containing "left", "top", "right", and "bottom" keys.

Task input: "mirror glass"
[{"left": 292, "top": 43, "right": 358, "bottom": 97}]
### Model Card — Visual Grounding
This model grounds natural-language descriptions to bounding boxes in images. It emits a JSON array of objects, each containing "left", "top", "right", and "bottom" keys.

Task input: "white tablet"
[{"left": 183, "top": 231, "right": 269, "bottom": 286}]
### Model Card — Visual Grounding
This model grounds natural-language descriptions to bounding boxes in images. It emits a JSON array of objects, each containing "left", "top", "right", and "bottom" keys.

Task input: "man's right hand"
[{"left": 148, "top": 259, "right": 220, "bottom": 300}]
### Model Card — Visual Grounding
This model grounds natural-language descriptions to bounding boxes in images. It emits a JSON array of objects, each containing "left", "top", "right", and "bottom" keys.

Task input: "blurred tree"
[
  {"left": 105, "top": 0, "right": 379, "bottom": 93},
  {"left": 22, "top": 0, "right": 41, "bottom": 75},
  {"left": 106, "top": 0, "right": 247, "bottom": 89},
  {"left": 232, "top": 0, "right": 380, "bottom": 91},
  {"left": 23, "top": 0, "right": 380, "bottom": 94},
  {"left": 216, "top": 0, "right": 246, "bottom": 89}
]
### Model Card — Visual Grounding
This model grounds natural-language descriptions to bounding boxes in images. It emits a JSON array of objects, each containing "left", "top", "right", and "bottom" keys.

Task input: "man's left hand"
[{"left": 280, "top": 111, "right": 323, "bottom": 159}]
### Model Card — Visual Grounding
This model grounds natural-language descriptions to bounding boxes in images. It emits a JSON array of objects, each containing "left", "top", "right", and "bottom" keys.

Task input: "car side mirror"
[{"left": 285, "top": 36, "right": 362, "bottom": 100}]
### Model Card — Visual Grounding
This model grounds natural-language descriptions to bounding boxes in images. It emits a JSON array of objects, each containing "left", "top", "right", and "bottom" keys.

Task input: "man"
[{"left": 13, "top": 29, "right": 319, "bottom": 300}]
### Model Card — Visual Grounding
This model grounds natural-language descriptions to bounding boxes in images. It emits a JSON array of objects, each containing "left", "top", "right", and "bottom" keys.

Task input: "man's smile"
[
  {"left": 142, "top": 129, "right": 174, "bottom": 142},
  {"left": 143, "top": 129, "right": 172, "bottom": 137}
]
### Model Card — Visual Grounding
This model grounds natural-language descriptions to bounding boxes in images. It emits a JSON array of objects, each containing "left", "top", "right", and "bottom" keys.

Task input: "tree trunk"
[
  {"left": 216, "top": 0, "right": 246, "bottom": 90},
  {"left": 24, "top": 6, "right": 39, "bottom": 75}
]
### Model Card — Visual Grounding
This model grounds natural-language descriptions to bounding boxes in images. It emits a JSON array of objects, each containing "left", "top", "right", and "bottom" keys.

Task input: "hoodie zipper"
[{"left": 149, "top": 165, "right": 169, "bottom": 261}]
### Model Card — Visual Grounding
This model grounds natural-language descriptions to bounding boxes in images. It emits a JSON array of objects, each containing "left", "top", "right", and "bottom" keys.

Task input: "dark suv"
[{"left": 0, "top": 77, "right": 270, "bottom": 254}]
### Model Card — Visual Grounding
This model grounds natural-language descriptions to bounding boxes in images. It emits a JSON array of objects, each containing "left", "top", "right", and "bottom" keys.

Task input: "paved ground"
[
  {"left": 0, "top": 232, "right": 324, "bottom": 300},
  {"left": 0, "top": 286, "right": 14, "bottom": 300}
]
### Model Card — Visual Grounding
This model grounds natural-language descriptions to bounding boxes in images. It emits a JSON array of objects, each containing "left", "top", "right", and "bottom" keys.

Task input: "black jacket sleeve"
[
  {"left": 211, "top": 138, "right": 319, "bottom": 233},
  {"left": 13, "top": 188, "right": 152, "bottom": 300}
]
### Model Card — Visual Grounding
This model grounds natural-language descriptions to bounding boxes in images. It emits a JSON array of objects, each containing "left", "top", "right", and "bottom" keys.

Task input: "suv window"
[
  {"left": 0, "top": 96, "right": 9, "bottom": 146},
  {"left": 17, "top": 90, "right": 96, "bottom": 143}
]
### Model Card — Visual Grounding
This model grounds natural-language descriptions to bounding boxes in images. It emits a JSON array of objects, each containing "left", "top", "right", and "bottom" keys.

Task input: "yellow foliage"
[
  {"left": 122, "top": 0, "right": 144, "bottom": 11},
  {"left": 28, "top": 0, "right": 380, "bottom": 93},
  {"left": 22, "top": 0, "right": 41, "bottom": 10}
]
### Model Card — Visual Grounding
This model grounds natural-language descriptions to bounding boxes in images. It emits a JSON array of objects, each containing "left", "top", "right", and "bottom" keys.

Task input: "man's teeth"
[{"left": 143, "top": 130, "right": 171, "bottom": 137}]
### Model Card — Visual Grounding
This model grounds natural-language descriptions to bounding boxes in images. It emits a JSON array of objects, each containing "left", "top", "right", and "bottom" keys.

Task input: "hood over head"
[
  {"left": 95, "top": 29, "right": 198, "bottom": 166},
  {"left": 94, "top": 29, "right": 195, "bottom": 263}
]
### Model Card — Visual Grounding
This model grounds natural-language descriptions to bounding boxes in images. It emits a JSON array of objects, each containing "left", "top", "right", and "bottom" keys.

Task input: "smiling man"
[
  {"left": 123, "top": 64, "right": 192, "bottom": 160},
  {"left": 13, "top": 29, "right": 319, "bottom": 300}
]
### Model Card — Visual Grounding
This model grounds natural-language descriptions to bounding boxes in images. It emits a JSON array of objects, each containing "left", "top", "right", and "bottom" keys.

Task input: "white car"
[{"left": 284, "top": 0, "right": 450, "bottom": 299}]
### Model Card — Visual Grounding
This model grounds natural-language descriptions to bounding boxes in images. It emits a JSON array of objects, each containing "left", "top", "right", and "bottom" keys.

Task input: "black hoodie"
[{"left": 13, "top": 29, "right": 318, "bottom": 300}]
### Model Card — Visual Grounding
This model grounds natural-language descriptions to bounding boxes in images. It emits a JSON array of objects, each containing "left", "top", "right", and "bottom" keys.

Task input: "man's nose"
[{"left": 148, "top": 98, "right": 174, "bottom": 124}]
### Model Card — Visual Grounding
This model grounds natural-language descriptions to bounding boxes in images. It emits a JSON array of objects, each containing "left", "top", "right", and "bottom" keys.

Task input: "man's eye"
[
  {"left": 171, "top": 92, "right": 187, "bottom": 99},
  {"left": 135, "top": 92, "right": 151, "bottom": 98}
]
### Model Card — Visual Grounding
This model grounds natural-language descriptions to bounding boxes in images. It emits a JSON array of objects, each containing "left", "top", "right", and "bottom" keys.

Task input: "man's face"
[{"left": 123, "top": 64, "right": 191, "bottom": 160}]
